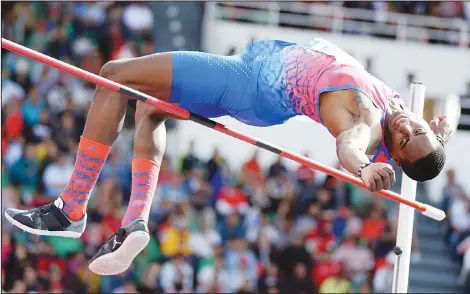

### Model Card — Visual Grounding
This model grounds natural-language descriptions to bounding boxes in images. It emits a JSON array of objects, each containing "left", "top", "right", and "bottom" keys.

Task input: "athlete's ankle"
[
  {"left": 54, "top": 198, "right": 86, "bottom": 221},
  {"left": 66, "top": 210, "right": 86, "bottom": 221}
]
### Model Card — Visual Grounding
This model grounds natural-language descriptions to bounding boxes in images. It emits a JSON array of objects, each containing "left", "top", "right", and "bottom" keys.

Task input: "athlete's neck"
[{"left": 383, "top": 98, "right": 405, "bottom": 152}]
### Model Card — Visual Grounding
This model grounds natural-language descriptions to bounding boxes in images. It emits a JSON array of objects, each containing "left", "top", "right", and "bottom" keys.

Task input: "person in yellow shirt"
[
  {"left": 160, "top": 212, "right": 192, "bottom": 258},
  {"left": 319, "top": 266, "right": 353, "bottom": 294}
]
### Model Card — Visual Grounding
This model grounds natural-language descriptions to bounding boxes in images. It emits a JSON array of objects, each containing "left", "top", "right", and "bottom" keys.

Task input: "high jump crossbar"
[{"left": 1, "top": 38, "right": 445, "bottom": 222}]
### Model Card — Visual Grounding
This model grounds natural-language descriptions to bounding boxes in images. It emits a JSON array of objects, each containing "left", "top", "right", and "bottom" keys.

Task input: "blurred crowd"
[
  {"left": 0, "top": 1, "right": 465, "bottom": 294},
  {"left": 1, "top": 1, "right": 154, "bottom": 292},
  {"left": 340, "top": 1, "right": 469, "bottom": 45},
  {"left": 441, "top": 169, "right": 470, "bottom": 292},
  {"left": 340, "top": 1, "right": 469, "bottom": 20},
  {"left": 3, "top": 130, "right": 409, "bottom": 294},
  {"left": 220, "top": 1, "right": 470, "bottom": 47}
]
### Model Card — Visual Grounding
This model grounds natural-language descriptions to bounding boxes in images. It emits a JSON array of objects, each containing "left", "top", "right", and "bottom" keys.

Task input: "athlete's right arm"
[{"left": 321, "top": 90, "right": 395, "bottom": 191}]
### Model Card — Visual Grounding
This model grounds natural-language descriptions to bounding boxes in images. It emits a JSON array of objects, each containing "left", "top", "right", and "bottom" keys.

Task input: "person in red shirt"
[
  {"left": 362, "top": 206, "right": 388, "bottom": 243},
  {"left": 306, "top": 218, "right": 337, "bottom": 261},
  {"left": 242, "top": 149, "right": 264, "bottom": 186},
  {"left": 312, "top": 260, "right": 342, "bottom": 289},
  {"left": 296, "top": 152, "right": 316, "bottom": 183},
  {"left": 243, "top": 149, "right": 262, "bottom": 175},
  {"left": 4, "top": 100, "right": 24, "bottom": 142},
  {"left": 216, "top": 186, "right": 250, "bottom": 216}
]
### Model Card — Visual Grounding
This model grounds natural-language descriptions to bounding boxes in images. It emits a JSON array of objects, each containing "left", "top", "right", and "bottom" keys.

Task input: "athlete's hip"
[{"left": 169, "top": 46, "right": 299, "bottom": 126}]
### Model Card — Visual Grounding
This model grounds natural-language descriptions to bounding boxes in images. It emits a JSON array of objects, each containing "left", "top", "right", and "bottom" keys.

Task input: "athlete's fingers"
[
  {"left": 378, "top": 169, "right": 390, "bottom": 190},
  {"left": 373, "top": 173, "right": 383, "bottom": 191},
  {"left": 383, "top": 166, "right": 396, "bottom": 186},
  {"left": 433, "top": 115, "right": 446, "bottom": 122},
  {"left": 368, "top": 178, "right": 377, "bottom": 192},
  {"left": 430, "top": 117, "right": 439, "bottom": 128},
  {"left": 390, "top": 171, "right": 396, "bottom": 186},
  {"left": 383, "top": 166, "right": 394, "bottom": 175}
]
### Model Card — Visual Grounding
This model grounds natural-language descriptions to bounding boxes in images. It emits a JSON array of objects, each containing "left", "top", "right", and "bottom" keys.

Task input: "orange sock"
[
  {"left": 59, "top": 136, "right": 111, "bottom": 220},
  {"left": 122, "top": 159, "right": 160, "bottom": 226}
]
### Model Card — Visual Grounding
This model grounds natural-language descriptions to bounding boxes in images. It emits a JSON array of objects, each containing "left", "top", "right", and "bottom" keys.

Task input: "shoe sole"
[
  {"left": 88, "top": 230, "right": 150, "bottom": 276},
  {"left": 4, "top": 211, "right": 83, "bottom": 238}
]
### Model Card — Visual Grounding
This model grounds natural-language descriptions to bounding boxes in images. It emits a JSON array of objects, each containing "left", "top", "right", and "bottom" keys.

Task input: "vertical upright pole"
[{"left": 392, "top": 83, "right": 426, "bottom": 293}]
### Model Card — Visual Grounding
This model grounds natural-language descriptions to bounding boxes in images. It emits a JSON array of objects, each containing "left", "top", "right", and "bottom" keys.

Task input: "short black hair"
[{"left": 401, "top": 145, "right": 446, "bottom": 182}]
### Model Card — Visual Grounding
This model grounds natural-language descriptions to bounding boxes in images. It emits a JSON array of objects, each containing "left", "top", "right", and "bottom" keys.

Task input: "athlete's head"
[{"left": 384, "top": 99, "right": 446, "bottom": 182}]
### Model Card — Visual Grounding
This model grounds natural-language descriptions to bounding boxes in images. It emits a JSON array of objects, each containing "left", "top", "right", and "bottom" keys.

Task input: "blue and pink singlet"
[{"left": 169, "top": 38, "right": 402, "bottom": 162}]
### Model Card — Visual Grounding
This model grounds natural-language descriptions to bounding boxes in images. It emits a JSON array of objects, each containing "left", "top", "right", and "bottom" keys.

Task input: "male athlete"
[{"left": 5, "top": 38, "right": 451, "bottom": 275}]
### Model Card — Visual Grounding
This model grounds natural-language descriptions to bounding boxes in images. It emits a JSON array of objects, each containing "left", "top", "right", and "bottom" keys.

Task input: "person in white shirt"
[
  {"left": 160, "top": 254, "right": 194, "bottom": 293},
  {"left": 189, "top": 216, "right": 222, "bottom": 258},
  {"left": 122, "top": 3, "right": 154, "bottom": 34},
  {"left": 2, "top": 71, "right": 25, "bottom": 106},
  {"left": 197, "top": 254, "right": 230, "bottom": 293},
  {"left": 43, "top": 154, "right": 74, "bottom": 198},
  {"left": 450, "top": 193, "right": 470, "bottom": 233}
]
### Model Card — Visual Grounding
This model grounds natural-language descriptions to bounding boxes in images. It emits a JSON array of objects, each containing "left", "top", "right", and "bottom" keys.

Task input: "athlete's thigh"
[
  {"left": 169, "top": 51, "right": 252, "bottom": 119},
  {"left": 111, "top": 52, "right": 183, "bottom": 120},
  {"left": 131, "top": 51, "right": 247, "bottom": 120},
  {"left": 110, "top": 52, "right": 173, "bottom": 103}
]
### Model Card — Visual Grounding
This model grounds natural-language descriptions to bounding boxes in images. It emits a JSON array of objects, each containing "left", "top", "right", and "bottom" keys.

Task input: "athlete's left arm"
[
  {"left": 321, "top": 90, "right": 375, "bottom": 173},
  {"left": 321, "top": 90, "right": 395, "bottom": 191}
]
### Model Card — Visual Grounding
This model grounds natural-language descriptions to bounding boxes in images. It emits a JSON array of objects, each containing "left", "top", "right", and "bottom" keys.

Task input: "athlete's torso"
[
  {"left": 249, "top": 38, "right": 403, "bottom": 162},
  {"left": 281, "top": 39, "right": 401, "bottom": 123}
]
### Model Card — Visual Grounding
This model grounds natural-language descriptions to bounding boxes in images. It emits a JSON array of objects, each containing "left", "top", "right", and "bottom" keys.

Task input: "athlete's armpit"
[
  {"left": 320, "top": 89, "right": 375, "bottom": 137},
  {"left": 320, "top": 89, "right": 377, "bottom": 175},
  {"left": 349, "top": 90, "right": 377, "bottom": 125}
]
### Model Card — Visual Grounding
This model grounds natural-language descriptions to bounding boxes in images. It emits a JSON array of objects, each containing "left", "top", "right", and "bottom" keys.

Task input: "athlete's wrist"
[{"left": 357, "top": 162, "right": 372, "bottom": 178}]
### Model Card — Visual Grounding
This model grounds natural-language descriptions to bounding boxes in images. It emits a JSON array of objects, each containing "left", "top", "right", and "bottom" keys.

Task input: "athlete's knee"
[
  {"left": 135, "top": 101, "right": 168, "bottom": 124},
  {"left": 99, "top": 60, "right": 123, "bottom": 79},
  {"left": 96, "top": 60, "right": 138, "bottom": 104}
]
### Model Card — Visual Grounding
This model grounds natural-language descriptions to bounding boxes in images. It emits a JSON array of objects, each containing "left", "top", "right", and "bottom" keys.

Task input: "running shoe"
[{"left": 89, "top": 217, "right": 150, "bottom": 275}]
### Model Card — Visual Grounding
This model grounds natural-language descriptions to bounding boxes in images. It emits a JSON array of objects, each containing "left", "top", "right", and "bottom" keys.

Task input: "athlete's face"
[{"left": 384, "top": 107, "right": 438, "bottom": 166}]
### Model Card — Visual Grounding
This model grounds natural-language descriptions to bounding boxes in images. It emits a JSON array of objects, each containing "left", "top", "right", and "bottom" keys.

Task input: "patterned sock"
[
  {"left": 58, "top": 136, "right": 111, "bottom": 220},
  {"left": 122, "top": 159, "right": 160, "bottom": 226}
]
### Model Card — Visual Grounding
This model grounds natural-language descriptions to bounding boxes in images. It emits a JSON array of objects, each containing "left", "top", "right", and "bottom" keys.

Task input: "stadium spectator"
[
  {"left": 331, "top": 235, "right": 375, "bottom": 286},
  {"left": 216, "top": 186, "right": 250, "bottom": 216},
  {"left": 224, "top": 237, "right": 259, "bottom": 292},
  {"left": 180, "top": 140, "right": 200, "bottom": 175},
  {"left": 267, "top": 156, "right": 288, "bottom": 179},
  {"left": 280, "top": 262, "right": 317, "bottom": 294},
  {"left": 159, "top": 206, "right": 192, "bottom": 259},
  {"left": 242, "top": 149, "right": 263, "bottom": 180},
  {"left": 197, "top": 254, "right": 231, "bottom": 292},
  {"left": 160, "top": 254, "right": 194, "bottom": 293},
  {"left": 318, "top": 264, "right": 353, "bottom": 293},
  {"left": 442, "top": 169, "right": 465, "bottom": 212},
  {"left": 42, "top": 153, "right": 74, "bottom": 198}
]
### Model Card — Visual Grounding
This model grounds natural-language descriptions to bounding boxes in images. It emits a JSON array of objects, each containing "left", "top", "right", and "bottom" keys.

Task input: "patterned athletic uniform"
[{"left": 169, "top": 38, "right": 402, "bottom": 163}]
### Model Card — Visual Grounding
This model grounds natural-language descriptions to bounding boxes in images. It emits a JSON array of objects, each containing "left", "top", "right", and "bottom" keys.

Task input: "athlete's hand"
[
  {"left": 360, "top": 163, "right": 396, "bottom": 192},
  {"left": 430, "top": 116, "right": 452, "bottom": 144}
]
